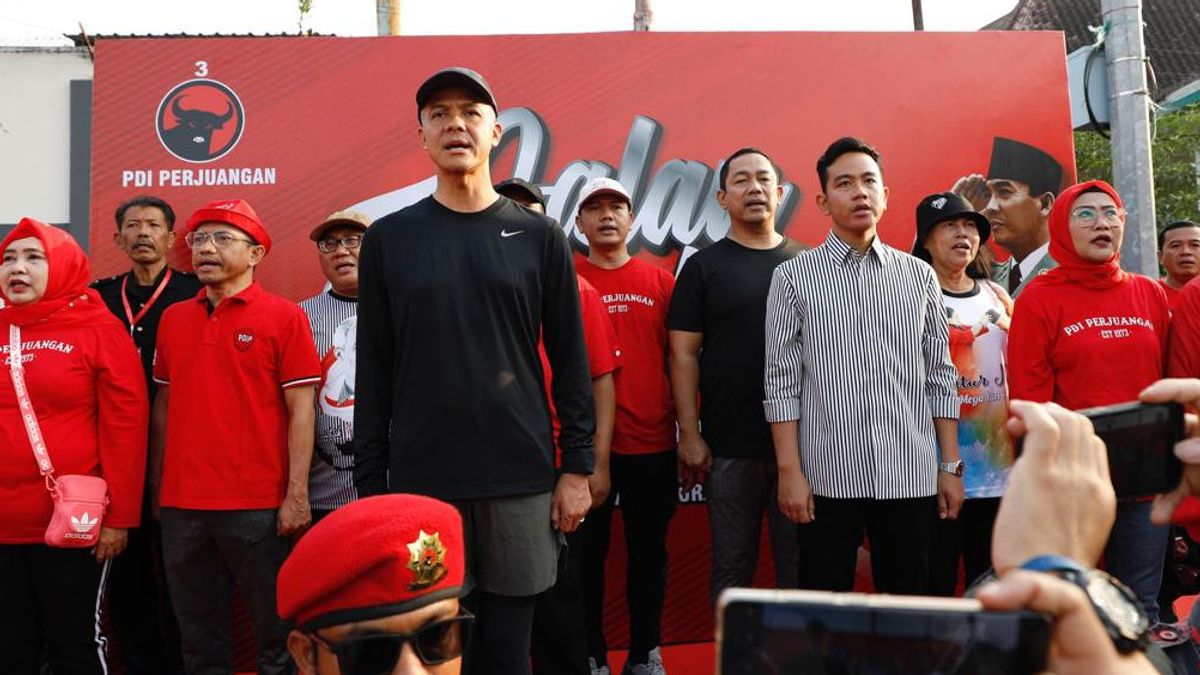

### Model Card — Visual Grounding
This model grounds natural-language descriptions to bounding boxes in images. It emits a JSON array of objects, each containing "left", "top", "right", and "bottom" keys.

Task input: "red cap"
[
  {"left": 184, "top": 199, "right": 272, "bottom": 255},
  {"left": 277, "top": 494, "right": 465, "bottom": 631}
]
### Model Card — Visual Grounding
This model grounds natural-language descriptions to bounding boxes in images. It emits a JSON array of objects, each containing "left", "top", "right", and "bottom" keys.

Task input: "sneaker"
[
  {"left": 589, "top": 657, "right": 611, "bottom": 675},
  {"left": 1150, "top": 621, "right": 1190, "bottom": 647},
  {"left": 621, "top": 648, "right": 667, "bottom": 675},
  {"left": 648, "top": 647, "right": 665, "bottom": 671}
]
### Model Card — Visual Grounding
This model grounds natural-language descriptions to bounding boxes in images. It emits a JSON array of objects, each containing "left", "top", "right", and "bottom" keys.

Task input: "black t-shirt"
[
  {"left": 354, "top": 195, "right": 595, "bottom": 501},
  {"left": 667, "top": 237, "right": 804, "bottom": 458},
  {"left": 92, "top": 267, "right": 203, "bottom": 401}
]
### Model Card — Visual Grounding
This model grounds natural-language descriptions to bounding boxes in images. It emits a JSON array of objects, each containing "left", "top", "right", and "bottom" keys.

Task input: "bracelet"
[{"left": 1019, "top": 554, "right": 1086, "bottom": 576}]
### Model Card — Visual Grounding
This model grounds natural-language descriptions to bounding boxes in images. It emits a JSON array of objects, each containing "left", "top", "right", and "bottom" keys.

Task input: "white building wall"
[{"left": 0, "top": 48, "right": 92, "bottom": 225}]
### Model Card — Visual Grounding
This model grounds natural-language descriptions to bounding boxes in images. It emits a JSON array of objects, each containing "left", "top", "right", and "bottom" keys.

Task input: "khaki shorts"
[{"left": 452, "top": 491, "right": 562, "bottom": 597}]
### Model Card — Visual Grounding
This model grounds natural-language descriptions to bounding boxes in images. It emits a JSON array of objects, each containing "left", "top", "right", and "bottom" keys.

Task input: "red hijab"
[
  {"left": 0, "top": 218, "right": 107, "bottom": 328},
  {"left": 1037, "top": 179, "right": 1129, "bottom": 291}
]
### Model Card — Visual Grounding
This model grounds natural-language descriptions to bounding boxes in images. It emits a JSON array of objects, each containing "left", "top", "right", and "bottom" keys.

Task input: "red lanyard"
[{"left": 121, "top": 268, "right": 173, "bottom": 331}]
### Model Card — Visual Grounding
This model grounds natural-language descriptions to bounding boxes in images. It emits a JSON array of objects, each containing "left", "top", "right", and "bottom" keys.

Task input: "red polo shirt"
[{"left": 153, "top": 281, "right": 320, "bottom": 509}]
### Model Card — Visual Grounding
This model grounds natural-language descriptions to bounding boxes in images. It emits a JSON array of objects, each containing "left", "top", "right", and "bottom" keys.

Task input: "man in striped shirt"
[
  {"left": 299, "top": 210, "right": 369, "bottom": 523},
  {"left": 763, "top": 137, "right": 962, "bottom": 594}
]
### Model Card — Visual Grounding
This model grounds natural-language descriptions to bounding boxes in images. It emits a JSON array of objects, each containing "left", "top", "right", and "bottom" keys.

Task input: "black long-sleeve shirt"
[{"left": 354, "top": 196, "right": 595, "bottom": 501}]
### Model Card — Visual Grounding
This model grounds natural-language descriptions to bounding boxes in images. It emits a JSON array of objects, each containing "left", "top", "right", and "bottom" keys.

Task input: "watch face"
[
  {"left": 1088, "top": 572, "right": 1149, "bottom": 639},
  {"left": 942, "top": 461, "right": 965, "bottom": 477}
]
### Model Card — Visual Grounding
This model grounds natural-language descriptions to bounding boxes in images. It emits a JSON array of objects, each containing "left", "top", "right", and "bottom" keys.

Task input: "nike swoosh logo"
[{"left": 500, "top": 229, "right": 524, "bottom": 238}]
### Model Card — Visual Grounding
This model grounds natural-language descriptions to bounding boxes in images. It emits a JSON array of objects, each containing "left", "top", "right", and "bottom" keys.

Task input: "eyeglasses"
[
  {"left": 1070, "top": 206, "right": 1124, "bottom": 228},
  {"left": 309, "top": 610, "right": 473, "bottom": 674},
  {"left": 184, "top": 231, "right": 256, "bottom": 249},
  {"left": 317, "top": 235, "right": 364, "bottom": 254}
]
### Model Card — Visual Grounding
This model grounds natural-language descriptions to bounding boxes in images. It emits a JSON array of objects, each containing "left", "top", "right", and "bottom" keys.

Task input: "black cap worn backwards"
[
  {"left": 415, "top": 67, "right": 498, "bottom": 122},
  {"left": 986, "top": 137, "right": 1064, "bottom": 198},
  {"left": 495, "top": 178, "right": 546, "bottom": 210}
]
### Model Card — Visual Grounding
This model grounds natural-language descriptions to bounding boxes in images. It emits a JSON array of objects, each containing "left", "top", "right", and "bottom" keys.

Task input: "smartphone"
[
  {"left": 717, "top": 588, "right": 1050, "bottom": 675},
  {"left": 1079, "top": 401, "right": 1184, "bottom": 499}
]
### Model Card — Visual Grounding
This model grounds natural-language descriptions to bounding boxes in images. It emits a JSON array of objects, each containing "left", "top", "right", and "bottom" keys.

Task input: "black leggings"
[
  {"left": 0, "top": 544, "right": 111, "bottom": 675},
  {"left": 531, "top": 528, "right": 589, "bottom": 675},
  {"left": 463, "top": 589, "right": 537, "bottom": 675}
]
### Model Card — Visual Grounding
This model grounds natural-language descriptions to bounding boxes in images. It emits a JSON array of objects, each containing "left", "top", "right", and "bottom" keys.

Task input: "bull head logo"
[{"left": 156, "top": 79, "right": 245, "bottom": 163}]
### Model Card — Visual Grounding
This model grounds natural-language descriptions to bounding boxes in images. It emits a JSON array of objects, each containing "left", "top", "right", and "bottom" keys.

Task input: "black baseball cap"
[
  {"left": 912, "top": 191, "right": 991, "bottom": 254},
  {"left": 495, "top": 178, "right": 546, "bottom": 210},
  {"left": 415, "top": 67, "right": 498, "bottom": 121}
]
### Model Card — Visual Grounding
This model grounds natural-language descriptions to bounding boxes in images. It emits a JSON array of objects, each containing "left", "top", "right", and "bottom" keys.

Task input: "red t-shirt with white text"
[
  {"left": 576, "top": 256, "right": 676, "bottom": 454},
  {"left": 0, "top": 312, "right": 148, "bottom": 542},
  {"left": 1008, "top": 274, "right": 1168, "bottom": 409}
]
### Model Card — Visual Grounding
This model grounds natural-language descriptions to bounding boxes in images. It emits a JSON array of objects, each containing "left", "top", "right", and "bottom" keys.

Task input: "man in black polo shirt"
[
  {"left": 91, "top": 194, "right": 201, "bottom": 675},
  {"left": 355, "top": 68, "right": 594, "bottom": 675}
]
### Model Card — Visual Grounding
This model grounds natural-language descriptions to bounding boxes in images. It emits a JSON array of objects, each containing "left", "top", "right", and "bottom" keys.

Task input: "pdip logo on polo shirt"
[
  {"left": 406, "top": 529, "right": 448, "bottom": 591},
  {"left": 156, "top": 78, "right": 245, "bottom": 163},
  {"left": 234, "top": 328, "right": 256, "bottom": 352}
]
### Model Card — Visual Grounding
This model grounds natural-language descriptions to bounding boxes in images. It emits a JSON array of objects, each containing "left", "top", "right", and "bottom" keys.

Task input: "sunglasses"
[{"left": 309, "top": 610, "right": 473, "bottom": 674}]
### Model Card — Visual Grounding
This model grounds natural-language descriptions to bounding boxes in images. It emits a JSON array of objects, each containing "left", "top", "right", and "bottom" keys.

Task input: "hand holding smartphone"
[
  {"left": 1077, "top": 401, "right": 1184, "bottom": 500},
  {"left": 717, "top": 588, "right": 1050, "bottom": 674}
]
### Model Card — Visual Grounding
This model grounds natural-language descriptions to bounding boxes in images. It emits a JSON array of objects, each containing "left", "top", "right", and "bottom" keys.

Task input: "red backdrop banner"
[{"left": 90, "top": 31, "right": 1075, "bottom": 649}]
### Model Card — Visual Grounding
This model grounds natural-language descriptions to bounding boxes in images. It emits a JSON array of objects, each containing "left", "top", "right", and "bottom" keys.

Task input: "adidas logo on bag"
[{"left": 70, "top": 512, "right": 98, "bottom": 534}]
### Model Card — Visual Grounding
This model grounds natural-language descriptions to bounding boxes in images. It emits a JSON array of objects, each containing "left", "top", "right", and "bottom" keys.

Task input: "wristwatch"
[
  {"left": 938, "top": 460, "right": 964, "bottom": 477},
  {"left": 1020, "top": 554, "right": 1150, "bottom": 653}
]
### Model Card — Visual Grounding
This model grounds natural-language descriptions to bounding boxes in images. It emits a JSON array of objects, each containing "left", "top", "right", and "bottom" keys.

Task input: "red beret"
[
  {"left": 184, "top": 199, "right": 272, "bottom": 255},
  {"left": 277, "top": 494, "right": 465, "bottom": 631}
]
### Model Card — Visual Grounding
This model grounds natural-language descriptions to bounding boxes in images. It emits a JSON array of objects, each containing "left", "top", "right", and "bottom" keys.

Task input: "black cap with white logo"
[{"left": 912, "top": 191, "right": 992, "bottom": 254}]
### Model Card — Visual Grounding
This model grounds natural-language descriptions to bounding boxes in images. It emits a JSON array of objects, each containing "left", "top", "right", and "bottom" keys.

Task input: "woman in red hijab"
[
  {"left": 0, "top": 218, "right": 148, "bottom": 674},
  {"left": 1008, "top": 180, "right": 1170, "bottom": 623}
]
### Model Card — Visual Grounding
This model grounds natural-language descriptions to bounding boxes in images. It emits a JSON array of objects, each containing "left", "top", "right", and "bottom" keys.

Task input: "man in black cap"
[
  {"left": 496, "top": 178, "right": 547, "bottom": 215},
  {"left": 355, "top": 67, "right": 595, "bottom": 675},
  {"left": 952, "top": 137, "right": 1063, "bottom": 298},
  {"left": 91, "top": 194, "right": 201, "bottom": 675},
  {"left": 495, "top": 174, "right": 621, "bottom": 675}
]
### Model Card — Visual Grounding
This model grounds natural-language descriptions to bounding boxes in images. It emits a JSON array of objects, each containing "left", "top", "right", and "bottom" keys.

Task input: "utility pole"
[
  {"left": 911, "top": 0, "right": 924, "bottom": 31},
  {"left": 634, "top": 0, "right": 653, "bottom": 31},
  {"left": 377, "top": 0, "right": 400, "bottom": 36},
  {"left": 1103, "top": 0, "right": 1157, "bottom": 275}
]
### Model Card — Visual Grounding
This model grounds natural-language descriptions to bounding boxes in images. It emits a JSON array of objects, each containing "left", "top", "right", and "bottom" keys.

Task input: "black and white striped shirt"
[
  {"left": 763, "top": 232, "right": 959, "bottom": 499},
  {"left": 299, "top": 290, "right": 359, "bottom": 511}
]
